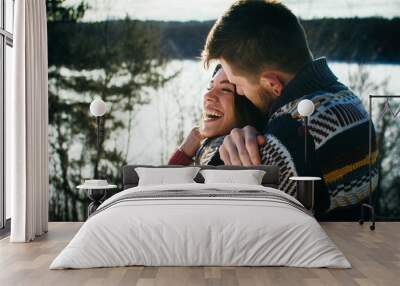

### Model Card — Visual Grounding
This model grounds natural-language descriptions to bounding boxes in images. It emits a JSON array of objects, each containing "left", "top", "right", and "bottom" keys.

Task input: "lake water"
[{"left": 61, "top": 60, "right": 400, "bottom": 174}]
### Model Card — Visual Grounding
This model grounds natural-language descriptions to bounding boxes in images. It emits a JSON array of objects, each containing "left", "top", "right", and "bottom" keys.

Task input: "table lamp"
[
  {"left": 292, "top": 99, "right": 319, "bottom": 213},
  {"left": 89, "top": 98, "right": 107, "bottom": 174},
  {"left": 297, "top": 99, "right": 315, "bottom": 165}
]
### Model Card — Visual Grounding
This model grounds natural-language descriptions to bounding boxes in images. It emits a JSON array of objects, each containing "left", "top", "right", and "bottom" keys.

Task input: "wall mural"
[{"left": 47, "top": 0, "right": 400, "bottom": 221}]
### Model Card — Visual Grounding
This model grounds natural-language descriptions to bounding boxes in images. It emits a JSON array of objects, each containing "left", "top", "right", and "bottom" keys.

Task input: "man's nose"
[{"left": 236, "top": 86, "right": 245, "bottom": 96}]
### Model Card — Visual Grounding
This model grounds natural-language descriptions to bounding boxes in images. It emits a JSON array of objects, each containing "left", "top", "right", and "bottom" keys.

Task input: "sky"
[{"left": 65, "top": 0, "right": 400, "bottom": 22}]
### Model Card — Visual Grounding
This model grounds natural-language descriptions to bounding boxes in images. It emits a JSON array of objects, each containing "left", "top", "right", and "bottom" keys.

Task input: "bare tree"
[{"left": 154, "top": 63, "right": 203, "bottom": 164}]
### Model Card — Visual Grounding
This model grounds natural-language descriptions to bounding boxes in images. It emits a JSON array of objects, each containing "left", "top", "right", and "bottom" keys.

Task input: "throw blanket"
[{"left": 91, "top": 188, "right": 311, "bottom": 218}]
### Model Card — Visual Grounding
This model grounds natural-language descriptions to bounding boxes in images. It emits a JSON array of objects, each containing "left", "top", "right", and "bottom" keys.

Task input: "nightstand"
[
  {"left": 77, "top": 183, "right": 118, "bottom": 217},
  {"left": 289, "top": 176, "right": 321, "bottom": 212}
]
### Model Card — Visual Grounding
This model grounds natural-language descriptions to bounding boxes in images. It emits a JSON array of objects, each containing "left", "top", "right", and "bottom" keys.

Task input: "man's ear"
[{"left": 259, "top": 73, "right": 284, "bottom": 97}]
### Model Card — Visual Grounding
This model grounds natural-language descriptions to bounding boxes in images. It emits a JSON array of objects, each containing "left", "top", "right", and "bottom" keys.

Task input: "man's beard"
[{"left": 256, "top": 86, "right": 276, "bottom": 114}]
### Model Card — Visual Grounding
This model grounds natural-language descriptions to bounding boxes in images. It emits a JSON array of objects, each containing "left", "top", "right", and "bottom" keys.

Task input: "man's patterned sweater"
[{"left": 260, "top": 58, "right": 379, "bottom": 215}]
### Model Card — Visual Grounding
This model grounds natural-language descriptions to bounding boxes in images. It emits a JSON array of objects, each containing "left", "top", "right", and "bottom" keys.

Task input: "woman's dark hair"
[
  {"left": 212, "top": 63, "right": 223, "bottom": 77},
  {"left": 212, "top": 64, "right": 266, "bottom": 133},
  {"left": 234, "top": 96, "right": 266, "bottom": 133}
]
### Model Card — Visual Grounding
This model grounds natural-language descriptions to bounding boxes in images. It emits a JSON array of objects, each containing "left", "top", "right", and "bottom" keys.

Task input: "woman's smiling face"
[{"left": 200, "top": 68, "right": 238, "bottom": 138}]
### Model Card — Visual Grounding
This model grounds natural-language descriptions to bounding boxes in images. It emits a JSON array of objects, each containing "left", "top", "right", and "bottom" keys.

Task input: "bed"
[{"left": 50, "top": 165, "right": 350, "bottom": 269}]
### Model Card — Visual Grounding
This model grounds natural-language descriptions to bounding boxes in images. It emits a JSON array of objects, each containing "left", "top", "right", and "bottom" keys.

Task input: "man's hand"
[
  {"left": 219, "top": 125, "right": 266, "bottom": 166},
  {"left": 179, "top": 127, "right": 204, "bottom": 158}
]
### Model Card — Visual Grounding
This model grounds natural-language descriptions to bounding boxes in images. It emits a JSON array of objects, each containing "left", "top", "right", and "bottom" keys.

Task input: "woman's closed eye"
[
  {"left": 206, "top": 79, "right": 234, "bottom": 94},
  {"left": 221, "top": 87, "right": 233, "bottom": 94}
]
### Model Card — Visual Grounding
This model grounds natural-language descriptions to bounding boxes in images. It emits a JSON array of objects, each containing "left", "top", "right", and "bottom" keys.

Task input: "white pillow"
[
  {"left": 200, "top": 169, "right": 266, "bottom": 185},
  {"left": 135, "top": 167, "right": 200, "bottom": 186}
]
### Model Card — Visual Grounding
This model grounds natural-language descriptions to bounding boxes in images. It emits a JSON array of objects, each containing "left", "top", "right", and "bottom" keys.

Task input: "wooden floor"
[{"left": 0, "top": 222, "right": 399, "bottom": 286}]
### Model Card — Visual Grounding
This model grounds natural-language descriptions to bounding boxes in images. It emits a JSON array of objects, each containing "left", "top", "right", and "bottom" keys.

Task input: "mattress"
[{"left": 50, "top": 183, "right": 351, "bottom": 269}]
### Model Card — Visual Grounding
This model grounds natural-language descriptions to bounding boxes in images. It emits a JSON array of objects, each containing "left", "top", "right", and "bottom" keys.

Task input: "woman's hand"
[{"left": 179, "top": 127, "right": 204, "bottom": 158}]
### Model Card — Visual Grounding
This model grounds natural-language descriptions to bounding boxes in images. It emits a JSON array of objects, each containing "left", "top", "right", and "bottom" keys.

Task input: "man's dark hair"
[{"left": 202, "top": 0, "right": 312, "bottom": 75}]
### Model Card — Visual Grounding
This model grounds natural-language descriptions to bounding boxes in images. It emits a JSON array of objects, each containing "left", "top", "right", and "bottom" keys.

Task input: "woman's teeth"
[{"left": 203, "top": 111, "right": 223, "bottom": 121}]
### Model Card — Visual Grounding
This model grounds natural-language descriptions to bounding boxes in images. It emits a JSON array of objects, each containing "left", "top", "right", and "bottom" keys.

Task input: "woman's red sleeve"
[{"left": 168, "top": 149, "right": 194, "bottom": 165}]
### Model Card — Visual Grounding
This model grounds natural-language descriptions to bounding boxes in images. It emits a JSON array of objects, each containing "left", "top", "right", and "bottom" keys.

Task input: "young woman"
[{"left": 168, "top": 65, "right": 265, "bottom": 166}]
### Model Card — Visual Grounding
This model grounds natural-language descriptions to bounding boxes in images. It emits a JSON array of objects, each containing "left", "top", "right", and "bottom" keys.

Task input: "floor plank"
[{"left": 0, "top": 222, "right": 399, "bottom": 286}]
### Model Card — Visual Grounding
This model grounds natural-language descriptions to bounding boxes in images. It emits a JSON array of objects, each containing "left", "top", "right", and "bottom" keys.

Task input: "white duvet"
[{"left": 50, "top": 183, "right": 351, "bottom": 269}]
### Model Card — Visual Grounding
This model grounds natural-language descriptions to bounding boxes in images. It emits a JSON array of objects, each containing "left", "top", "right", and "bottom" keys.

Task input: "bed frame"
[{"left": 122, "top": 165, "right": 280, "bottom": 190}]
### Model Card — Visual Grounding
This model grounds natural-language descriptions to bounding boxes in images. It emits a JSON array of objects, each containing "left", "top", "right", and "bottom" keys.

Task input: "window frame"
[{"left": 0, "top": 0, "right": 14, "bottom": 232}]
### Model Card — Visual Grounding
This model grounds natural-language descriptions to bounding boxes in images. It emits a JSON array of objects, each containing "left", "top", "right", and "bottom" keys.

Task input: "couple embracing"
[{"left": 169, "top": 0, "right": 378, "bottom": 220}]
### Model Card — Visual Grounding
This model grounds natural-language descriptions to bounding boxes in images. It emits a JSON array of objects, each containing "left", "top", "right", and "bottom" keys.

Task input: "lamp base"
[
  {"left": 87, "top": 189, "right": 107, "bottom": 216},
  {"left": 359, "top": 203, "right": 375, "bottom": 231},
  {"left": 295, "top": 180, "right": 314, "bottom": 211}
]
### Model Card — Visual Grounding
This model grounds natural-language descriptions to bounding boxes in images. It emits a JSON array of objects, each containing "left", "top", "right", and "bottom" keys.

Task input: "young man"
[{"left": 202, "top": 0, "right": 378, "bottom": 218}]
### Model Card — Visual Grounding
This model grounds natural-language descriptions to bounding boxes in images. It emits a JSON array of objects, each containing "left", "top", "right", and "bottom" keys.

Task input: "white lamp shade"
[
  {"left": 90, "top": 98, "right": 107, "bottom": 117},
  {"left": 297, "top": 99, "right": 315, "bottom": 117}
]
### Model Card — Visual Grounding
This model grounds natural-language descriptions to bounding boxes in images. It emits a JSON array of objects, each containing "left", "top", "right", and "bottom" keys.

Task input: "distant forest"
[{"left": 48, "top": 17, "right": 400, "bottom": 67}]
